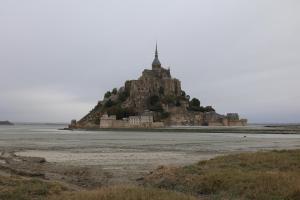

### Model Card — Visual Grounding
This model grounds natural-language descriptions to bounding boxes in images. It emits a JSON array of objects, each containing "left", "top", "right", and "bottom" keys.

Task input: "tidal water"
[{"left": 1, "top": 124, "right": 300, "bottom": 176}]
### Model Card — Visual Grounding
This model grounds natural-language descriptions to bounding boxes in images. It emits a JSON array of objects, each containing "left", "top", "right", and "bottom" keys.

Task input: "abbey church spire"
[{"left": 152, "top": 42, "right": 161, "bottom": 69}]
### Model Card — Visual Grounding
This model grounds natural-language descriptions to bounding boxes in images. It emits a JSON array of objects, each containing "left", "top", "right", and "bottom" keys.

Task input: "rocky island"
[
  {"left": 70, "top": 45, "right": 247, "bottom": 129},
  {"left": 0, "top": 121, "right": 14, "bottom": 125}
]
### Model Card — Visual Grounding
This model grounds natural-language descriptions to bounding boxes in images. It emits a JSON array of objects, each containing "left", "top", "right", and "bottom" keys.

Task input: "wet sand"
[{"left": 1, "top": 124, "right": 300, "bottom": 187}]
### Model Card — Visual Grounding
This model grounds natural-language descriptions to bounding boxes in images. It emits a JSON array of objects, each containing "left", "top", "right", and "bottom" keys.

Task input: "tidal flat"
[{"left": 0, "top": 124, "right": 300, "bottom": 187}]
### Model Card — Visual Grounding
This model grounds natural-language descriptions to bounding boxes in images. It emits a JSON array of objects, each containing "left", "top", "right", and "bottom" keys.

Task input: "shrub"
[
  {"left": 162, "top": 95, "right": 176, "bottom": 105},
  {"left": 112, "top": 88, "right": 118, "bottom": 95},
  {"left": 104, "top": 99, "right": 114, "bottom": 108},
  {"left": 107, "top": 106, "right": 135, "bottom": 120},
  {"left": 175, "top": 99, "right": 181, "bottom": 107},
  {"left": 159, "top": 87, "right": 164, "bottom": 95},
  {"left": 149, "top": 95, "right": 160, "bottom": 106},
  {"left": 181, "top": 90, "right": 186, "bottom": 97},
  {"left": 186, "top": 95, "right": 190, "bottom": 100},
  {"left": 161, "top": 112, "right": 170, "bottom": 119},
  {"left": 118, "top": 90, "right": 129, "bottom": 102},
  {"left": 188, "top": 106, "right": 215, "bottom": 112},
  {"left": 203, "top": 106, "right": 215, "bottom": 112},
  {"left": 190, "top": 98, "right": 200, "bottom": 107},
  {"left": 149, "top": 104, "right": 164, "bottom": 112},
  {"left": 104, "top": 91, "right": 111, "bottom": 98}
]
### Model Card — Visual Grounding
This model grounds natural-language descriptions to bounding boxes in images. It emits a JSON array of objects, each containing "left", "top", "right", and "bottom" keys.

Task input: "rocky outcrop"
[{"left": 70, "top": 46, "right": 247, "bottom": 128}]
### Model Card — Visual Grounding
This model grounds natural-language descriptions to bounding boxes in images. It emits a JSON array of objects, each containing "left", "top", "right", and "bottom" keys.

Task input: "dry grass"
[
  {"left": 48, "top": 185, "right": 197, "bottom": 200},
  {"left": 0, "top": 176, "right": 195, "bottom": 200},
  {"left": 1, "top": 150, "right": 300, "bottom": 200},
  {"left": 0, "top": 176, "right": 66, "bottom": 200},
  {"left": 142, "top": 149, "right": 300, "bottom": 200}
]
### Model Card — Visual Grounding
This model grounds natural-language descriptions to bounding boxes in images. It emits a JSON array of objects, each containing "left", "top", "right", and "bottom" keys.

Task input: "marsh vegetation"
[{"left": 1, "top": 150, "right": 300, "bottom": 200}]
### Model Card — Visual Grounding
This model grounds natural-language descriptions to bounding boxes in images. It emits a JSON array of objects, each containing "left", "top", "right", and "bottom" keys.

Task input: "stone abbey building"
[
  {"left": 70, "top": 44, "right": 247, "bottom": 129},
  {"left": 123, "top": 44, "right": 181, "bottom": 114}
]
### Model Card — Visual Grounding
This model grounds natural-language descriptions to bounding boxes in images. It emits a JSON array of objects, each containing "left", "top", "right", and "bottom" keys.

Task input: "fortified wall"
[
  {"left": 165, "top": 105, "right": 247, "bottom": 126},
  {"left": 99, "top": 112, "right": 164, "bottom": 129}
]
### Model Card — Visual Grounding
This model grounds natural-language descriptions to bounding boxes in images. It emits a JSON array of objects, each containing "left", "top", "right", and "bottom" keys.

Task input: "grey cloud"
[{"left": 0, "top": 0, "right": 299, "bottom": 123}]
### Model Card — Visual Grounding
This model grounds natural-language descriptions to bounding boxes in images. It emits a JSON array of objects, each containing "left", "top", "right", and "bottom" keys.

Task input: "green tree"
[
  {"left": 148, "top": 95, "right": 163, "bottom": 112},
  {"left": 181, "top": 90, "right": 186, "bottom": 97},
  {"left": 118, "top": 90, "right": 129, "bottom": 102},
  {"left": 112, "top": 88, "right": 118, "bottom": 95},
  {"left": 190, "top": 98, "right": 200, "bottom": 107},
  {"left": 175, "top": 99, "right": 181, "bottom": 107},
  {"left": 162, "top": 95, "right": 176, "bottom": 105},
  {"left": 149, "top": 104, "right": 163, "bottom": 112},
  {"left": 204, "top": 106, "right": 215, "bottom": 112},
  {"left": 104, "top": 99, "right": 114, "bottom": 107},
  {"left": 149, "top": 95, "right": 160, "bottom": 106},
  {"left": 107, "top": 106, "right": 136, "bottom": 120},
  {"left": 159, "top": 87, "right": 164, "bottom": 95},
  {"left": 104, "top": 91, "right": 111, "bottom": 98}
]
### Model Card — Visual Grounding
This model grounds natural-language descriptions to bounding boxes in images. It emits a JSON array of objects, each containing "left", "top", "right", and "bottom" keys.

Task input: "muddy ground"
[
  {"left": 0, "top": 150, "right": 111, "bottom": 189},
  {"left": 0, "top": 124, "right": 300, "bottom": 189}
]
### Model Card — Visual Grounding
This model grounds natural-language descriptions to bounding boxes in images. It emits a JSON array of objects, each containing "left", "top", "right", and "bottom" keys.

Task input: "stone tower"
[
  {"left": 123, "top": 44, "right": 182, "bottom": 113},
  {"left": 152, "top": 43, "right": 161, "bottom": 69}
]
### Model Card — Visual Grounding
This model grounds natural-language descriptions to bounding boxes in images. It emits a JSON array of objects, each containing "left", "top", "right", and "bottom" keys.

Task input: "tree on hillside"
[
  {"left": 159, "top": 87, "right": 164, "bottom": 95},
  {"left": 181, "top": 90, "right": 186, "bottom": 97},
  {"left": 112, "top": 88, "right": 118, "bottom": 95},
  {"left": 190, "top": 98, "right": 200, "bottom": 107},
  {"left": 149, "top": 95, "right": 160, "bottom": 106},
  {"left": 118, "top": 90, "right": 129, "bottom": 102},
  {"left": 148, "top": 95, "right": 163, "bottom": 112},
  {"left": 104, "top": 91, "right": 111, "bottom": 98},
  {"left": 104, "top": 99, "right": 114, "bottom": 107},
  {"left": 186, "top": 95, "right": 190, "bottom": 100}
]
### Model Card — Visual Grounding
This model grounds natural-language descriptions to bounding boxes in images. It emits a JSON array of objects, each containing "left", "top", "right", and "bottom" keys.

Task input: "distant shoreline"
[
  {"left": 62, "top": 125, "right": 300, "bottom": 134},
  {"left": 0, "top": 121, "right": 14, "bottom": 125}
]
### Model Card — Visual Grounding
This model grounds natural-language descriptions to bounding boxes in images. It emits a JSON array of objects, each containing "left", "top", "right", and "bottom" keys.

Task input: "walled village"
[{"left": 70, "top": 45, "right": 247, "bottom": 129}]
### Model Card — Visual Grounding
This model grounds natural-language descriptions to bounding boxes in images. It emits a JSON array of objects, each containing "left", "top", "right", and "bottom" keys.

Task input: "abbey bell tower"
[{"left": 152, "top": 43, "right": 161, "bottom": 69}]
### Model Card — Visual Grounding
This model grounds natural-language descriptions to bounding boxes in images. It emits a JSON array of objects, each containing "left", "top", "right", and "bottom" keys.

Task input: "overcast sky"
[{"left": 0, "top": 0, "right": 299, "bottom": 123}]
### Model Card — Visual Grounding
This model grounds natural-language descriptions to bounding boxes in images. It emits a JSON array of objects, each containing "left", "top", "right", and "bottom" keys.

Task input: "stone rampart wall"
[
  {"left": 100, "top": 119, "right": 164, "bottom": 129},
  {"left": 207, "top": 122, "right": 225, "bottom": 126},
  {"left": 228, "top": 119, "right": 247, "bottom": 126}
]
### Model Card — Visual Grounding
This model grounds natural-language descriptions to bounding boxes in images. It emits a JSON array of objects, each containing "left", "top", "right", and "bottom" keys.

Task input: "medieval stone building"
[
  {"left": 70, "top": 44, "right": 247, "bottom": 129},
  {"left": 123, "top": 44, "right": 181, "bottom": 113},
  {"left": 99, "top": 111, "right": 164, "bottom": 128}
]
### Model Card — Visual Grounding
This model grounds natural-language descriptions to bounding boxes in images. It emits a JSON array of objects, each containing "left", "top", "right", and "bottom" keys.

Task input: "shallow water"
[{"left": 1, "top": 124, "right": 300, "bottom": 177}]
